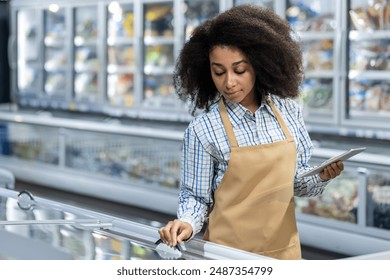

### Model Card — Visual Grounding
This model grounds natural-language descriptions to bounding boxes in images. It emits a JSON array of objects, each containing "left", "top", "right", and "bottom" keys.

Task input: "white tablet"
[{"left": 297, "top": 147, "right": 366, "bottom": 179}]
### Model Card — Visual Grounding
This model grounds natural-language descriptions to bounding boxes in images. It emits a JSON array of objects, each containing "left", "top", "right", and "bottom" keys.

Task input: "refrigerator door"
[
  {"left": 106, "top": 2, "right": 136, "bottom": 109},
  {"left": 286, "top": 0, "right": 339, "bottom": 124},
  {"left": 366, "top": 171, "right": 390, "bottom": 231},
  {"left": 16, "top": 9, "right": 41, "bottom": 97},
  {"left": 43, "top": 6, "right": 68, "bottom": 99},
  {"left": 141, "top": 1, "right": 176, "bottom": 110},
  {"left": 295, "top": 162, "right": 359, "bottom": 224},
  {"left": 346, "top": 0, "right": 390, "bottom": 129},
  {"left": 73, "top": 5, "right": 100, "bottom": 104}
]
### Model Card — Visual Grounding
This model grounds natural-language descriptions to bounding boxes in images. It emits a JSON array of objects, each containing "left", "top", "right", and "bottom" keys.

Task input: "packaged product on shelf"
[
  {"left": 351, "top": 1, "right": 389, "bottom": 30},
  {"left": 367, "top": 0, "right": 385, "bottom": 29},
  {"left": 350, "top": 40, "right": 388, "bottom": 71},
  {"left": 380, "top": 84, "right": 390, "bottom": 111},
  {"left": 145, "top": 45, "right": 173, "bottom": 68},
  {"left": 76, "top": 19, "right": 97, "bottom": 39},
  {"left": 303, "top": 14, "right": 335, "bottom": 32},
  {"left": 349, "top": 80, "right": 367, "bottom": 110},
  {"left": 74, "top": 72, "right": 98, "bottom": 100},
  {"left": 108, "top": 46, "right": 135, "bottom": 67},
  {"left": 44, "top": 49, "right": 67, "bottom": 71},
  {"left": 107, "top": 73, "right": 134, "bottom": 107},
  {"left": 364, "top": 84, "right": 382, "bottom": 111},
  {"left": 368, "top": 178, "right": 390, "bottom": 229},
  {"left": 286, "top": 2, "right": 319, "bottom": 31},
  {"left": 301, "top": 79, "right": 332, "bottom": 109},
  {"left": 75, "top": 47, "right": 99, "bottom": 72},
  {"left": 384, "top": 4, "right": 390, "bottom": 29},
  {"left": 123, "top": 13, "right": 134, "bottom": 37},
  {"left": 45, "top": 8, "right": 66, "bottom": 41},
  {"left": 296, "top": 174, "right": 358, "bottom": 223},
  {"left": 350, "top": 7, "right": 372, "bottom": 31},
  {"left": 303, "top": 40, "right": 333, "bottom": 71},
  {"left": 44, "top": 73, "right": 66, "bottom": 95},
  {"left": 184, "top": 0, "right": 219, "bottom": 39},
  {"left": 144, "top": 4, "right": 173, "bottom": 37}
]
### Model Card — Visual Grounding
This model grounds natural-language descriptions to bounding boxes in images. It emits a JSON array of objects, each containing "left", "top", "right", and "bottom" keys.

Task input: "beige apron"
[{"left": 204, "top": 97, "right": 301, "bottom": 260}]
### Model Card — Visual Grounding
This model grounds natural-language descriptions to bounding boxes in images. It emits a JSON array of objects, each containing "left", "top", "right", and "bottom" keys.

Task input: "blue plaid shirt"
[{"left": 178, "top": 95, "right": 329, "bottom": 236}]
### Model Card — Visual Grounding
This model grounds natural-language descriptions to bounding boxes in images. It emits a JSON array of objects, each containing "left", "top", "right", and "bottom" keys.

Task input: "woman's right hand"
[{"left": 158, "top": 219, "right": 193, "bottom": 247}]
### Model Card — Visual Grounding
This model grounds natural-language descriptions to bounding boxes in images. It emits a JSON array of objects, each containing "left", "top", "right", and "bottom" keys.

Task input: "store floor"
[{"left": 14, "top": 180, "right": 349, "bottom": 260}]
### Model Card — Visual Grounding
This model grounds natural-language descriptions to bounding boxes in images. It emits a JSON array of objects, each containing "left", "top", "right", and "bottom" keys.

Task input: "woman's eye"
[
  {"left": 236, "top": 70, "right": 245, "bottom": 75},
  {"left": 214, "top": 72, "right": 224, "bottom": 76}
]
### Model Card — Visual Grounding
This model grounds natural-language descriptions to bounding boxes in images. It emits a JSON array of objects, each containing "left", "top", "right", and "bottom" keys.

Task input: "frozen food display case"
[
  {"left": 0, "top": 111, "right": 186, "bottom": 215},
  {"left": 0, "top": 110, "right": 390, "bottom": 257},
  {"left": 9, "top": 0, "right": 225, "bottom": 121},
  {"left": 345, "top": 0, "right": 390, "bottom": 130},
  {"left": 284, "top": 0, "right": 343, "bottom": 124},
  {"left": 0, "top": 188, "right": 269, "bottom": 260},
  {"left": 295, "top": 144, "right": 390, "bottom": 256},
  {"left": 8, "top": 0, "right": 390, "bottom": 129},
  {"left": 3, "top": 0, "right": 390, "bottom": 258}
]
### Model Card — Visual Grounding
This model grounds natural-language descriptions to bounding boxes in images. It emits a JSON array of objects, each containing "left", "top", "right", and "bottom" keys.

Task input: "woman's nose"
[{"left": 225, "top": 73, "right": 236, "bottom": 89}]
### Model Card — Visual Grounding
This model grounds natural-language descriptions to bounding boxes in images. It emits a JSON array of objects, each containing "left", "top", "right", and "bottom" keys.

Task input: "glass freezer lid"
[{"left": 0, "top": 188, "right": 269, "bottom": 260}]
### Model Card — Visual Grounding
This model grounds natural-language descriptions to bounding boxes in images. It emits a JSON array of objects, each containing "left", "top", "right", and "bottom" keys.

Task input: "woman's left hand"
[{"left": 319, "top": 160, "right": 344, "bottom": 180}]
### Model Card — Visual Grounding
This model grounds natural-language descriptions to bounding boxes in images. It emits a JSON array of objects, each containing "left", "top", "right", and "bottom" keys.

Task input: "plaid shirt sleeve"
[
  {"left": 291, "top": 101, "right": 329, "bottom": 197},
  {"left": 177, "top": 121, "right": 214, "bottom": 236}
]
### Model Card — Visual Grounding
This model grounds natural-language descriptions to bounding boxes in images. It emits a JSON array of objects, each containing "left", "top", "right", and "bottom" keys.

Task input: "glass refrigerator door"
[
  {"left": 16, "top": 9, "right": 41, "bottom": 98},
  {"left": 73, "top": 6, "right": 99, "bottom": 104},
  {"left": 43, "top": 5, "right": 68, "bottom": 100},
  {"left": 0, "top": 122, "right": 59, "bottom": 165},
  {"left": 64, "top": 129, "right": 181, "bottom": 189},
  {"left": 142, "top": 1, "right": 177, "bottom": 109},
  {"left": 295, "top": 164, "right": 359, "bottom": 224},
  {"left": 367, "top": 171, "right": 390, "bottom": 231},
  {"left": 286, "top": 0, "right": 338, "bottom": 123},
  {"left": 347, "top": 0, "right": 390, "bottom": 128},
  {"left": 106, "top": 1, "right": 136, "bottom": 109}
]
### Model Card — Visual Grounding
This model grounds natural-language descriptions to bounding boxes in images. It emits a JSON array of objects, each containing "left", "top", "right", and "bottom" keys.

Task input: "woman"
[{"left": 158, "top": 5, "right": 344, "bottom": 260}]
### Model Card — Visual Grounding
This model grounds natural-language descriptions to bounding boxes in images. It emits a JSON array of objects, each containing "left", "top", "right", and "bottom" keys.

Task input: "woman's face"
[{"left": 209, "top": 45, "right": 257, "bottom": 111}]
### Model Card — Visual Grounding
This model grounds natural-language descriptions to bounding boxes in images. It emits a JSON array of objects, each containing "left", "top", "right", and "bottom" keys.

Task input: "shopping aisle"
[{"left": 14, "top": 180, "right": 350, "bottom": 260}]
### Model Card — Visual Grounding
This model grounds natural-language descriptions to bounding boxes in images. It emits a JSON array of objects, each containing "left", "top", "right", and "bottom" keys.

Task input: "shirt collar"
[{"left": 222, "top": 97, "right": 275, "bottom": 127}]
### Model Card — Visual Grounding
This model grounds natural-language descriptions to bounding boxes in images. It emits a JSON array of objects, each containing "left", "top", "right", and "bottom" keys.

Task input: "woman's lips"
[{"left": 225, "top": 91, "right": 239, "bottom": 96}]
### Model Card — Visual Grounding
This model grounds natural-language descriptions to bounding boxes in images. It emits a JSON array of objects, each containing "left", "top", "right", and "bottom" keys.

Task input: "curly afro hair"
[{"left": 174, "top": 4, "right": 304, "bottom": 114}]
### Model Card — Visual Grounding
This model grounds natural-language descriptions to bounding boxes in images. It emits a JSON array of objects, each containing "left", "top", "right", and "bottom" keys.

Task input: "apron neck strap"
[
  {"left": 218, "top": 96, "right": 294, "bottom": 148},
  {"left": 218, "top": 98, "right": 239, "bottom": 148},
  {"left": 265, "top": 96, "right": 294, "bottom": 141}
]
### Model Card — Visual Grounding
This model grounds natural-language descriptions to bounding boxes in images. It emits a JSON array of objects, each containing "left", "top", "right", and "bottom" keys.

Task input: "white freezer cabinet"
[
  {"left": 1, "top": 110, "right": 390, "bottom": 257},
  {"left": 0, "top": 188, "right": 269, "bottom": 260},
  {"left": 0, "top": 112, "right": 185, "bottom": 214},
  {"left": 295, "top": 147, "right": 390, "bottom": 257},
  {"left": 0, "top": 121, "right": 182, "bottom": 190}
]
